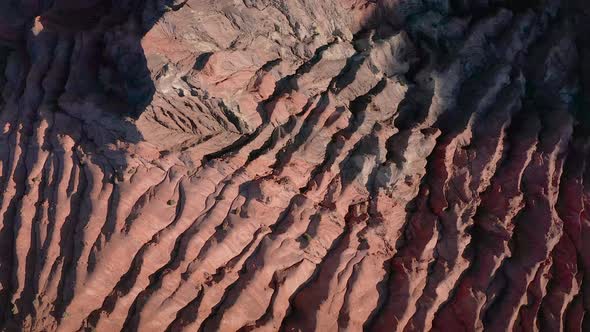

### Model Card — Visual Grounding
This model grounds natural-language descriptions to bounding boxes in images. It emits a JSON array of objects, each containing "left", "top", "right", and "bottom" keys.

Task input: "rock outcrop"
[{"left": 0, "top": 0, "right": 590, "bottom": 331}]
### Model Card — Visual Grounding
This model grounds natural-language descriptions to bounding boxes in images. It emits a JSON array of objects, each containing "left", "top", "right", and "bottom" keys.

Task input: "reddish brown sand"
[{"left": 0, "top": 0, "right": 590, "bottom": 331}]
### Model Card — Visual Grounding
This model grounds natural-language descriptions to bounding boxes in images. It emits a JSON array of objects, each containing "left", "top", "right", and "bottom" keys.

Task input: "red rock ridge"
[{"left": 0, "top": 0, "right": 589, "bottom": 331}]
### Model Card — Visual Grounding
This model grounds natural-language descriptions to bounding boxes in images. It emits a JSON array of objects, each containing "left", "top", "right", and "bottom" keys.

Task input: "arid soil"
[{"left": 0, "top": 0, "right": 590, "bottom": 331}]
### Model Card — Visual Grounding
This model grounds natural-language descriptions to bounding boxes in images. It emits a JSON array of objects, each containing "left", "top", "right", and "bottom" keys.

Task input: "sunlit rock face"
[{"left": 0, "top": 0, "right": 590, "bottom": 331}]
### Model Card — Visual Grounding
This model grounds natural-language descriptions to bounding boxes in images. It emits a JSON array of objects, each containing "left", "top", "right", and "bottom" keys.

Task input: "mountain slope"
[{"left": 0, "top": 0, "right": 590, "bottom": 331}]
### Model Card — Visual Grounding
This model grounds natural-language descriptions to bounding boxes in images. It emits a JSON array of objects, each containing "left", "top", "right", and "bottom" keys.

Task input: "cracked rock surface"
[{"left": 1, "top": 0, "right": 590, "bottom": 331}]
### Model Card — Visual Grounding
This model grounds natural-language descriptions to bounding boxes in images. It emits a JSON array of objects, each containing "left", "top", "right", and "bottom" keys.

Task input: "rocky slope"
[{"left": 0, "top": 0, "right": 590, "bottom": 331}]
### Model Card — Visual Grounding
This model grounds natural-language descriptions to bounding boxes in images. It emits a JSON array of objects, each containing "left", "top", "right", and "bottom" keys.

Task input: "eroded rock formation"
[{"left": 0, "top": 0, "right": 589, "bottom": 331}]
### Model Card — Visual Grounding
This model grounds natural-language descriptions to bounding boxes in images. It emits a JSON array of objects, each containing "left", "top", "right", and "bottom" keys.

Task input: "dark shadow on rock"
[{"left": 0, "top": 0, "right": 175, "bottom": 328}]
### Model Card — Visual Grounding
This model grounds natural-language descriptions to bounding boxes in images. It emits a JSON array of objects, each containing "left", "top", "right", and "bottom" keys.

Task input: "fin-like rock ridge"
[{"left": 0, "top": 0, "right": 590, "bottom": 331}]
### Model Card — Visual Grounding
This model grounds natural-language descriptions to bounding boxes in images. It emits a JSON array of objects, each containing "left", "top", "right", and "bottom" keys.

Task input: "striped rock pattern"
[{"left": 0, "top": 0, "right": 590, "bottom": 331}]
